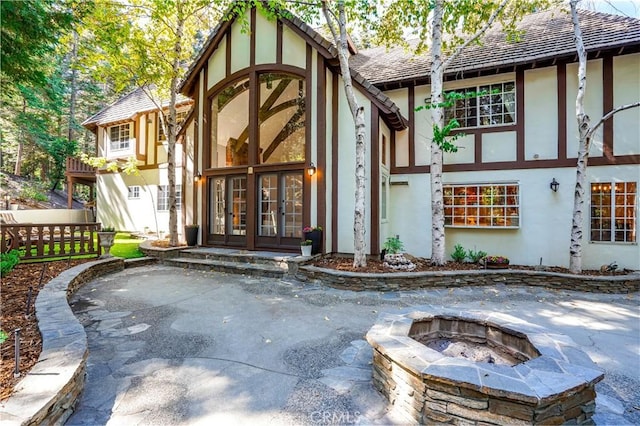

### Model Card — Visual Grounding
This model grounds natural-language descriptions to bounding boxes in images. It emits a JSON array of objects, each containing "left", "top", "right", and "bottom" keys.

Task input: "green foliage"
[
  {"left": 383, "top": 236, "right": 405, "bottom": 254},
  {"left": 300, "top": 239, "right": 313, "bottom": 246},
  {"left": 467, "top": 249, "right": 488, "bottom": 263},
  {"left": 451, "top": 244, "right": 466, "bottom": 262},
  {"left": 1, "top": 249, "right": 20, "bottom": 277},
  {"left": 110, "top": 233, "right": 144, "bottom": 259},
  {"left": 101, "top": 226, "right": 116, "bottom": 232},
  {"left": 20, "top": 181, "right": 49, "bottom": 202},
  {"left": 0, "top": 330, "right": 8, "bottom": 344}
]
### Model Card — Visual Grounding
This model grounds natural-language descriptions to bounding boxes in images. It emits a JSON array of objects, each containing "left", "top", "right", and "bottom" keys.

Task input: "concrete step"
[
  {"left": 179, "top": 248, "right": 293, "bottom": 269},
  {"left": 164, "top": 257, "right": 287, "bottom": 278}
]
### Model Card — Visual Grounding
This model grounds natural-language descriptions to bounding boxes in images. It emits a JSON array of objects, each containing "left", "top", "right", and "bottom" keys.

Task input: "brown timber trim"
[
  {"left": 225, "top": 29, "right": 232, "bottom": 78},
  {"left": 276, "top": 19, "right": 283, "bottom": 64},
  {"left": 317, "top": 54, "right": 327, "bottom": 252},
  {"left": 194, "top": 76, "right": 200, "bottom": 227},
  {"left": 250, "top": 8, "right": 256, "bottom": 67},
  {"left": 206, "top": 64, "right": 305, "bottom": 99},
  {"left": 603, "top": 56, "right": 614, "bottom": 158},
  {"left": 474, "top": 133, "right": 482, "bottom": 164},
  {"left": 516, "top": 69, "right": 525, "bottom": 162},
  {"left": 390, "top": 131, "right": 397, "bottom": 173},
  {"left": 408, "top": 86, "right": 415, "bottom": 168},
  {"left": 154, "top": 112, "right": 159, "bottom": 165},
  {"left": 331, "top": 72, "right": 339, "bottom": 253},
  {"left": 557, "top": 62, "right": 567, "bottom": 160},
  {"left": 370, "top": 106, "right": 380, "bottom": 255},
  {"left": 303, "top": 44, "right": 313, "bottom": 231}
]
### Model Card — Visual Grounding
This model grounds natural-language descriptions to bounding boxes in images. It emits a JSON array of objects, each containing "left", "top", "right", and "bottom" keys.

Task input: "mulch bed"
[
  {"left": 1, "top": 259, "right": 93, "bottom": 401},
  {"left": 312, "top": 256, "right": 628, "bottom": 276}
]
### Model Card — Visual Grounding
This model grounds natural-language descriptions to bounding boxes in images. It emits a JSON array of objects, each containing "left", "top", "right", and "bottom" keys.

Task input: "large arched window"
[
  {"left": 258, "top": 73, "right": 305, "bottom": 164},
  {"left": 209, "top": 72, "right": 306, "bottom": 168}
]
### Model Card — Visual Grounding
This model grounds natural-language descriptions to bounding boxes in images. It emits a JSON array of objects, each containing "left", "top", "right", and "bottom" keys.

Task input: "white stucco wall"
[
  {"left": 255, "top": 12, "right": 277, "bottom": 64},
  {"left": 230, "top": 11, "right": 251, "bottom": 74},
  {"left": 413, "top": 84, "right": 433, "bottom": 166},
  {"left": 613, "top": 53, "right": 640, "bottom": 156},
  {"left": 388, "top": 165, "right": 639, "bottom": 270},
  {"left": 336, "top": 80, "right": 371, "bottom": 254},
  {"left": 566, "top": 59, "right": 604, "bottom": 158},
  {"left": 524, "top": 66, "right": 558, "bottom": 160},
  {"left": 482, "top": 131, "right": 517, "bottom": 162},
  {"left": 208, "top": 35, "right": 226, "bottom": 90},
  {"left": 282, "top": 24, "right": 306, "bottom": 69}
]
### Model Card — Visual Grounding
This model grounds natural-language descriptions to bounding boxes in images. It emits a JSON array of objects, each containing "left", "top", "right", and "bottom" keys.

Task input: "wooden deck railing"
[
  {"left": 1, "top": 223, "right": 102, "bottom": 260},
  {"left": 66, "top": 157, "right": 96, "bottom": 175}
]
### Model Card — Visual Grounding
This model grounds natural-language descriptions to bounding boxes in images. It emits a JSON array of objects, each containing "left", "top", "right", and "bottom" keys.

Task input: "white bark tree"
[
  {"left": 379, "top": 0, "right": 529, "bottom": 264},
  {"left": 321, "top": 0, "right": 367, "bottom": 268},
  {"left": 568, "top": 0, "right": 640, "bottom": 273}
]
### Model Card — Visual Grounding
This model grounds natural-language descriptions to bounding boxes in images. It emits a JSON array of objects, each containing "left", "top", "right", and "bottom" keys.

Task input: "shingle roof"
[
  {"left": 82, "top": 87, "right": 192, "bottom": 130},
  {"left": 350, "top": 8, "right": 640, "bottom": 88}
]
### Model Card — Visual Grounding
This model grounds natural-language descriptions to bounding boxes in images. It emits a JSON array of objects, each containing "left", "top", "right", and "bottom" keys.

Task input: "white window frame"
[
  {"left": 128, "top": 185, "right": 140, "bottom": 200},
  {"left": 444, "top": 182, "right": 520, "bottom": 228},
  {"left": 590, "top": 182, "right": 637, "bottom": 244},
  {"left": 157, "top": 184, "right": 182, "bottom": 211},
  {"left": 109, "top": 123, "right": 131, "bottom": 151},
  {"left": 444, "top": 81, "right": 516, "bottom": 129}
]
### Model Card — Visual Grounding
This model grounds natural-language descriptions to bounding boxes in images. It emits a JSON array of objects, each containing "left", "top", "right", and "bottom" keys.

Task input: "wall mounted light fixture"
[
  {"left": 307, "top": 162, "right": 316, "bottom": 177},
  {"left": 3, "top": 194, "right": 10, "bottom": 210},
  {"left": 194, "top": 173, "right": 202, "bottom": 183},
  {"left": 550, "top": 178, "right": 560, "bottom": 192}
]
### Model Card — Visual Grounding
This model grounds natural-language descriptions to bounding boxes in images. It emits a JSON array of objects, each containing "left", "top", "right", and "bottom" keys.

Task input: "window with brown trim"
[
  {"left": 590, "top": 182, "right": 637, "bottom": 243},
  {"left": 444, "top": 183, "right": 520, "bottom": 228},
  {"left": 444, "top": 81, "right": 516, "bottom": 128},
  {"left": 109, "top": 124, "right": 131, "bottom": 151}
]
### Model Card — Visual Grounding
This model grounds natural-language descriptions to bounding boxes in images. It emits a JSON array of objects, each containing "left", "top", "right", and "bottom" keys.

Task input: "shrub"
[
  {"left": 467, "top": 249, "right": 488, "bottom": 263},
  {"left": 1, "top": 249, "right": 20, "bottom": 277},
  {"left": 383, "top": 236, "right": 405, "bottom": 254},
  {"left": 451, "top": 244, "right": 466, "bottom": 262},
  {"left": 0, "top": 330, "right": 7, "bottom": 344},
  {"left": 20, "top": 182, "right": 48, "bottom": 202}
]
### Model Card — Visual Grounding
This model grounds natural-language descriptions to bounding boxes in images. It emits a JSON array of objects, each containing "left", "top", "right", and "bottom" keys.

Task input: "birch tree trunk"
[
  {"left": 322, "top": 0, "right": 367, "bottom": 267},
  {"left": 167, "top": 11, "right": 185, "bottom": 247},
  {"left": 569, "top": 0, "right": 589, "bottom": 273},
  {"left": 429, "top": 0, "right": 446, "bottom": 265},
  {"left": 68, "top": 30, "right": 78, "bottom": 143}
]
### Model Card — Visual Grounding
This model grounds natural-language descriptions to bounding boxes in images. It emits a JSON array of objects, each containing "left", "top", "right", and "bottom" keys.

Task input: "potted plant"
[
  {"left": 300, "top": 239, "right": 313, "bottom": 257},
  {"left": 97, "top": 226, "right": 117, "bottom": 257},
  {"left": 303, "top": 225, "right": 322, "bottom": 255},
  {"left": 185, "top": 224, "right": 199, "bottom": 246},
  {"left": 483, "top": 255, "right": 510, "bottom": 269}
]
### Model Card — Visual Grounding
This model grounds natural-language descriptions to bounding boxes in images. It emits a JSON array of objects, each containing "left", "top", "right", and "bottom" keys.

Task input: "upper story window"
[
  {"left": 209, "top": 72, "right": 306, "bottom": 168},
  {"left": 591, "top": 182, "right": 636, "bottom": 243},
  {"left": 128, "top": 186, "right": 140, "bottom": 200},
  {"left": 444, "top": 81, "right": 515, "bottom": 128},
  {"left": 109, "top": 124, "right": 131, "bottom": 151},
  {"left": 444, "top": 183, "right": 520, "bottom": 228},
  {"left": 158, "top": 110, "right": 188, "bottom": 141}
]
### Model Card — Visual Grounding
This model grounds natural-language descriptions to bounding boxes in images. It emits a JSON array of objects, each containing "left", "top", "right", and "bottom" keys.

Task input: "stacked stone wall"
[{"left": 300, "top": 266, "right": 639, "bottom": 293}]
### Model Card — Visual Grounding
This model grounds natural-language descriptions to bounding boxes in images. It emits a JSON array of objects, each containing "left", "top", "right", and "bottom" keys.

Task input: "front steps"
[{"left": 162, "top": 247, "right": 300, "bottom": 278}]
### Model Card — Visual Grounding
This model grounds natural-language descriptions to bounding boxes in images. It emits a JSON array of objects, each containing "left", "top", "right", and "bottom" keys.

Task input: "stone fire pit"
[{"left": 366, "top": 307, "right": 604, "bottom": 425}]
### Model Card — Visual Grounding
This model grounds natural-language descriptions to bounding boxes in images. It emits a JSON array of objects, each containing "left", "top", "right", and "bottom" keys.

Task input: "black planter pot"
[
  {"left": 303, "top": 230, "right": 322, "bottom": 255},
  {"left": 185, "top": 226, "right": 199, "bottom": 246}
]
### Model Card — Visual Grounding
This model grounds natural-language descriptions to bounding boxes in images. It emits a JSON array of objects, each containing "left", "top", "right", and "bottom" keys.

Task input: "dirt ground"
[
  {"left": 0, "top": 254, "right": 626, "bottom": 401},
  {"left": 0, "top": 259, "right": 92, "bottom": 401}
]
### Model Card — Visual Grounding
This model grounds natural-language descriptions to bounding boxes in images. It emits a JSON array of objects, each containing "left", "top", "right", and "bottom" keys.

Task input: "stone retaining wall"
[
  {"left": 0, "top": 258, "right": 140, "bottom": 426},
  {"left": 298, "top": 266, "right": 640, "bottom": 293}
]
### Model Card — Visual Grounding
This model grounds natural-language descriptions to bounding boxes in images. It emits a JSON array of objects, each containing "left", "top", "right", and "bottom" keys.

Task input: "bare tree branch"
[{"left": 586, "top": 101, "right": 640, "bottom": 140}]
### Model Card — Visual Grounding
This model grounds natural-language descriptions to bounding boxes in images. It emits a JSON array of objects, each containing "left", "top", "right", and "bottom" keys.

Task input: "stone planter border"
[
  {"left": 297, "top": 265, "right": 640, "bottom": 294},
  {"left": 0, "top": 256, "right": 157, "bottom": 426}
]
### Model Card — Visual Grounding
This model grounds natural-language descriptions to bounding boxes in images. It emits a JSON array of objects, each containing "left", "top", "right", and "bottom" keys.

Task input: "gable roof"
[
  {"left": 350, "top": 8, "right": 640, "bottom": 89},
  {"left": 82, "top": 87, "right": 192, "bottom": 131},
  {"left": 178, "top": 6, "right": 408, "bottom": 130}
]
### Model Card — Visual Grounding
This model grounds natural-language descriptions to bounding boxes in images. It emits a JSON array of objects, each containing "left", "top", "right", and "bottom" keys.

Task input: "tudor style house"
[
  {"left": 82, "top": 88, "right": 193, "bottom": 234},
  {"left": 89, "top": 5, "right": 639, "bottom": 270}
]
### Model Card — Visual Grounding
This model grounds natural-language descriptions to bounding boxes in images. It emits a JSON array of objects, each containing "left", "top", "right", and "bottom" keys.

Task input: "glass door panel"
[
  {"left": 282, "top": 173, "right": 303, "bottom": 239},
  {"left": 211, "top": 177, "right": 225, "bottom": 235},
  {"left": 229, "top": 176, "right": 247, "bottom": 236},
  {"left": 259, "top": 174, "right": 278, "bottom": 236}
]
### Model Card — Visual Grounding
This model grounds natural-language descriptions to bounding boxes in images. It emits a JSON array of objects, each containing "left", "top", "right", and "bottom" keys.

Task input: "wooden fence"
[{"left": 1, "top": 223, "right": 102, "bottom": 260}]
